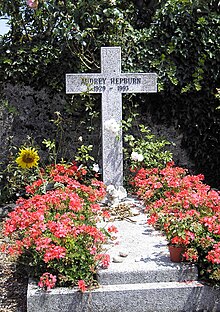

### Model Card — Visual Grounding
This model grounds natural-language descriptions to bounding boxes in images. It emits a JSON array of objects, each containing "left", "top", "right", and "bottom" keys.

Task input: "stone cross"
[{"left": 66, "top": 47, "right": 157, "bottom": 186}]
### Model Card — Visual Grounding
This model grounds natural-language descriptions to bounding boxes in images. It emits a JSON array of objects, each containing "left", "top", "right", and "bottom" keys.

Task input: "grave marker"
[{"left": 66, "top": 47, "right": 157, "bottom": 186}]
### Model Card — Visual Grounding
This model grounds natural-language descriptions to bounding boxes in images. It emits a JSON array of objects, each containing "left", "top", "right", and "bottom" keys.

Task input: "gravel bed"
[{"left": 0, "top": 218, "right": 28, "bottom": 312}]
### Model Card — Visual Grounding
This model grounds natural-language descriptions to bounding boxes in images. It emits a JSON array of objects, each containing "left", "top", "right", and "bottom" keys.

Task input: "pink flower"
[
  {"left": 78, "top": 280, "right": 87, "bottom": 292},
  {"left": 91, "top": 204, "right": 101, "bottom": 212},
  {"left": 107, "top": 225, "right": 118, "bottom": 233},
  {"left": 26, "top": 0, "right": 38, "bottom": 9},
  {"left": 35, "top": 237, "right": 52, "bottom": 251},
  {"left": 43, "top": 245, "right": 66, "bottom": 263},
  {"left": 206, "top": 243, "right": 220, "bottom": 264},
  {"left": 147, "top": 214, "right": 158, "bottom": 225},
  {"left": 100, "top": 254, "right": 110, "bottom": 268},
  {"left": 69, "top": 193, "right": 83, "bottom": 212},
  {"left": 96, "top": 253, "right": 110, "bottom": 268},
  {"left": 102, "top": 210, "right": 111, "bottom": 219},
  {"left": 90, "top": 246, "right": 97, "bottom": 255},
  {"left": 38, "top": 273, "right": 57, "bottom": 290}
]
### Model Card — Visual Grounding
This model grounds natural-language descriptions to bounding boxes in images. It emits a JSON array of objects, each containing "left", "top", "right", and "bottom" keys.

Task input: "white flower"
[
  {"left": 104, "top": 119, "right": 120, "bottom": 135},
  {"left": 92, "top": 164, "right": 99, "bottom": 173},
  {"left": 131, "top": 151, "right": 144, "bottom": 162}
]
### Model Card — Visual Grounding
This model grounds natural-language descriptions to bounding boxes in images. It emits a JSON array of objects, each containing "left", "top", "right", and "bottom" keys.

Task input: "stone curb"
[
  {"left": 27, "top": 281, "right": 220, "bottom": 312},
  {"left": 98, "top": 264, "right": 198, "bottom": 285}
]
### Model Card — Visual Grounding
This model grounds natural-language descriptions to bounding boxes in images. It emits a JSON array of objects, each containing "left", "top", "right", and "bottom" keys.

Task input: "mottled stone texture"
[
  {"left": 27, "top": 282, "right": 220, "bottom": 312},
  {"left": 1, "top": 83, "right": 101, "bottom": 165},
  {"left": 0, "top": 83, "right": 193, "bottom": 177}
]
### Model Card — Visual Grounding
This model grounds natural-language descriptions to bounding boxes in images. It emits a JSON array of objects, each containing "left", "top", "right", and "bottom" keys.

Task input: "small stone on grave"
[
  {"left": 119, "top": 251, "right": 128, "bottom": 257},
  {"left": 112, "top": 256, "right": 124, "bottom": 263}
]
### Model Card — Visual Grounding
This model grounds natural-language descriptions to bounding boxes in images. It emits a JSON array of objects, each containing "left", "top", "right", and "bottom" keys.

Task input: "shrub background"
[{"left": 0, "top": 0, "right": 219, "bottom": 188}]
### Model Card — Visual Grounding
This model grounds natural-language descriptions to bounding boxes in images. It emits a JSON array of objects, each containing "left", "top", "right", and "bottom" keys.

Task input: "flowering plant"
[
  {"left": 0, "top": 146, "right": 42, "bottom": 204},
  {"left": 0, "top": 139, "right": 99, "bottom": 205},
  {"left": 104, "top": 118, "right": 121, "bottom": 135},
  {"left": 1, "top": 161, "right": 115, "bottom": 291},
  {"left": 124, "top": 124, "right": 173, "bottom": 172},
  {"left": 26, "top": 0, "right": 38, "bottom": 9},
  {"left": 131, "top": 151, "right": 144, "bottom": 162},
  {"left": 132, "top": 162, "right": 220, "bottom": 284},
  {"left": 15, "top": 147, "right": 40, "bottom": 169},
  {"left": 123, "top": 123, "right": 173, "bottom": 189}
]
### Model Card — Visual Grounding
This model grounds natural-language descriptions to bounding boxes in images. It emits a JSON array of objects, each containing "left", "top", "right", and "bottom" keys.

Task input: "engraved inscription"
[
  {"left": 81, "top": 78, "right": 107, "bottom": 85},
  {"left": 118, "top": 86, "right": 129, "bottom": 92},
  {"left": 94, "top": 85, "right": 106, "bottom": 92},
  {"left": 110, "top": 77, "right": 141, "bottom": 85},
  {"left": 80, "top": 76, "right": 143, "bottom": 93}
]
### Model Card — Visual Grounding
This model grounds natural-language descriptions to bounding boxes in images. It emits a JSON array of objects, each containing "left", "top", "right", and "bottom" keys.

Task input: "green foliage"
[
  {"left": 0, "top": 147, "right": 39, "bottom": 204},
  {"left": 0, "top": 98, "right": 18, "bottom": 115},
  {"left": 0, "top": 0, "right": 219, "bottom": 187},
  {"left": 0, "top": 137, "right": 97, "bottom": 205},
  {"left": 132, "top": 0, "right": 220, "bottom": 187},
  {"left": 0, "top": 0, "right": 136, "bottom": 90},
  {"left": 41, "top": 111, "right": 65, "bottom": 164},
  {"left": 42, "top": 139, "right": 56, "bottom": 160},
  {"left": 215, "top": 88, "right": 220, "bottom": 110},
  {"left": 75, "top": 144, "right": 94, "bottom": 164},
  {"left": 128, "top": 0, "right": 220, "bottom": 93},
  {"left": 124, "top": 122, "right": 173, "bottom": 170},
  {"left": 123, "top": 114, "right": 173, "bottom": 189},
  {"left": 133, "top": 163, "right": 220, "bottom": 284},
  {"left": 1, "top": 163, "right": 110, "bottom": 290}
]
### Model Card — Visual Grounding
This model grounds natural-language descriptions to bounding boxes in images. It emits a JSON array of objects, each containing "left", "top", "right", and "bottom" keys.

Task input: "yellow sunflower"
[{"left": 16, "top": 147, "right": 40, "bottom": 169}]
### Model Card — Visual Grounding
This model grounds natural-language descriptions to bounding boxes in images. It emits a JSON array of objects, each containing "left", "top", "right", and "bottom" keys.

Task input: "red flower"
[
  {"left": 43, "top": 245, "right": 66, "bottom": 263},
  {"left": 102, "top": 210, "right": 111, "bottom": 219},
  {"left": 107, "top": 225, "right": 118, "bottom": 233},
  {"left": 78, "top": 280, "right": 87, "bottom": 292},
  {"left": 147, "top": 214, "right": 158, "bottom": 225},
  {"left": 100, "top": 254, "right": 110, "bottom": 268},
  {"left": 91, "top": 204, "right": 101, "bottom": 212},
  {"left": 206, "top": 243, "right": 220, "bottom": 264},
  {"left": 170, "top": 236, "right": 189, "bottom": 246},
  {"left": 38, "top": 273, "right": 57, "bottom": 290},
  {"left": 96, "top": 253, "right": 110, "bottom": 268}
]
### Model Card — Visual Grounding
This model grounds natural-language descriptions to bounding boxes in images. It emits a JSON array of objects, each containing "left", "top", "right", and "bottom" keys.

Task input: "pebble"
[
  {"left": 135, "top": 256, "right": 144, "bottom": 262},
  {"left": 130, "top": 208, "right": 140, "bottom": 216},
  {"left": 119, "top": 251, "right": 128, "bottom": 257},
  {"left": 112, "top": 256, "right": 124, "bottom": 263}
]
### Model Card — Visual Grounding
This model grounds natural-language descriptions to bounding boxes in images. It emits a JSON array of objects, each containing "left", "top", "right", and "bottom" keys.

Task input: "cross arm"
[{"left": 66, "top": 73, "right": 106, "bottom": 94}]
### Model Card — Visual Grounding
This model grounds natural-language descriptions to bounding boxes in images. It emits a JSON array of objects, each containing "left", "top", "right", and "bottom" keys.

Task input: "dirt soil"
[{"left": 0, "top": 220, "right": 28, "bottom": 312}]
